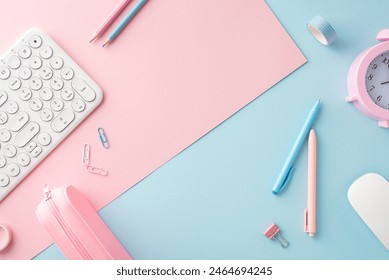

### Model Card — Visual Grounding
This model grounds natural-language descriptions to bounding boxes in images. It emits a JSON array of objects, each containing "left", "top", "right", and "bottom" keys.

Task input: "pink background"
[{"left": 0, "top": 0, "right": 305, "bottom": 259}]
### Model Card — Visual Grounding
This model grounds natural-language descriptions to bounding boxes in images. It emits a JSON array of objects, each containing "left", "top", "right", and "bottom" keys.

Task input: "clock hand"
[{"left": 381, "top": 81, "right": 389, "bottom": 85}]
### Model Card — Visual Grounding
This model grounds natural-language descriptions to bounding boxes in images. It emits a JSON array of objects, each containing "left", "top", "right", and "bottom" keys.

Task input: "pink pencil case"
[{"left": 36, "top": 185, "right": 132, "bottom": 260}]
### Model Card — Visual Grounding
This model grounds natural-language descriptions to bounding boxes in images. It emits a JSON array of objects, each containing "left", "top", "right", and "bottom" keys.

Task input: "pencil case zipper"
[{"left": 43, "top": 185, "right": 92, "bottom": 260}]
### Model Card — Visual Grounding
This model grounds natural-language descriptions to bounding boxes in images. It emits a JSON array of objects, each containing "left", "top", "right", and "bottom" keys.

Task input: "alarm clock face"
[{"left": 366, "top": 51, "right": 389, "bottom": 110}]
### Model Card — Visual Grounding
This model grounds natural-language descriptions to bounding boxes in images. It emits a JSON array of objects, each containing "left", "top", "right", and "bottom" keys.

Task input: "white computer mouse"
[{"left": 348, "top": 173, "right": 389, "bottom": 250}]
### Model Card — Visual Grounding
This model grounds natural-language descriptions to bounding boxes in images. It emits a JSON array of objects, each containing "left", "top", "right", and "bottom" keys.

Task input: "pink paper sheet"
[{"left": 0, "top": 0, "right": 306, "bottom": 259}]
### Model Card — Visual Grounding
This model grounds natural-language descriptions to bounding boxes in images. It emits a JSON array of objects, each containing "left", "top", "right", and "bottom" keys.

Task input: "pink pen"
[
  {"left": 305, "top": 129, "right": 317, "bottom": 237},
  {"left": 90, "top": 0, "right": 133, "bottom": 43}
]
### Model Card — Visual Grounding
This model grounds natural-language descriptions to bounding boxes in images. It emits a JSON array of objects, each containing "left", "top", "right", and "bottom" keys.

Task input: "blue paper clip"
[{"left": 98, "top": 127, "right": 109, "bottom": 149}]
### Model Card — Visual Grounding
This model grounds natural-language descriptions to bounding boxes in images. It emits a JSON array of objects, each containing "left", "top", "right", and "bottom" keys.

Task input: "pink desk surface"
[{"left": 0, "top": 0, "right": 305, "bottom": 259}]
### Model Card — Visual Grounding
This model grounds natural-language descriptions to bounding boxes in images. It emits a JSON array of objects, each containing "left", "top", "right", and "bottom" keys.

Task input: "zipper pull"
[{"left": 43, "top": 184, "right": 51, "bottom": 201}]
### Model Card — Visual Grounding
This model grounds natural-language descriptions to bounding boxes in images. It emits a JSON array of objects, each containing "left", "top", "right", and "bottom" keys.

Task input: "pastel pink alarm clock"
[{"left": 347, "top": 29, "right": 389, "bottom": 128}]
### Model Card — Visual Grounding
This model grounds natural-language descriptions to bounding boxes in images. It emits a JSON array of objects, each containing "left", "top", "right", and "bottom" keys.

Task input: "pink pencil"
[{"left": 90, "top": 0, "right": 133, "bottom": 43}]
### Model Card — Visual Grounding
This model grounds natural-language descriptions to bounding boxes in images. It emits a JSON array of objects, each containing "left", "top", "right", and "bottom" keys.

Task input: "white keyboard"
[{"left": 0, "top": 29, "right": 103, "bottom": 201}]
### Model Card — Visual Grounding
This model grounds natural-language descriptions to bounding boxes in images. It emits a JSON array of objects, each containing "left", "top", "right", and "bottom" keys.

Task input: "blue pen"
[
  {"left": 272, "top": 99, "right": 321, "bottom": 195},
  {"left": 102, "top": 0, "right": 149, "bottom": 47}
]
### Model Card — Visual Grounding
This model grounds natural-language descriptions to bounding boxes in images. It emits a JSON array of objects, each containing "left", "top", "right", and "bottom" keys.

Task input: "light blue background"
[{"left": 36, "top": 0, "right": 389, "bottom": 259}]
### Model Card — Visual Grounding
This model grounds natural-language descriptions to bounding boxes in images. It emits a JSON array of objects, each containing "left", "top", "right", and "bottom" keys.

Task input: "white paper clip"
[
  {"left": 86, "top": 165, "right": 108, "bottom": 176},
  {"left": 264, "top": 223, "right": 289, "bottom": 249},
  {"left": 98, "top": 127, "right": 109, "bottom": 149},
  {"left": 82, "top": 143, "right": 90, "bottom": 166}
]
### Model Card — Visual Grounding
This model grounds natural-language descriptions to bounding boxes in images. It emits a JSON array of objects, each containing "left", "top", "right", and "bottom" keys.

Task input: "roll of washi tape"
[
  {"left": 307, "top": 15, "right": 337, "bottom": 46},
  {"left": 0, "top": 223, "right": 12, "bottom": 252}
]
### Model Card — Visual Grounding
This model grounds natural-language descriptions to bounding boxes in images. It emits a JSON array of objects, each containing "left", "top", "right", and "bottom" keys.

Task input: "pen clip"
[
  {"left": 304, "top": 209, "right": 308, "bottom": 232},
  {"left": 278, "top": 166, "right": 294, "bottom": 193}
]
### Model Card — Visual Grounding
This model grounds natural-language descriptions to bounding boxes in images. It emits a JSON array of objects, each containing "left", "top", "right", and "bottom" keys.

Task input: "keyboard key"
[
  {"left": 50, "top": 56, "right": 63, "bottom": 70},
  {"left": 6, "top": 163, "right": 20, "bottom": 177},
  {"left": 8, "top": 76, "right": 21, "bottom": 90},
  {"left": 39, "top": 66, "right": 53, "bottom": 80},
  {"left": 50, "top": 77, "right": 64, "bottom": 91},
  {"left": 5, "top": 101, "right": 18, "bottom": 114},
  {"left": 29, "top": 77, "right": 43, "bottom": 90},
  {"left": 60, "top": 67, "right": 74, "bottom": 80},
  {"left": 14, "top": 122, "right": 40, "bottom": 147},
  {"left": 29, "top": 56, "right": 42, "bottom": 70},
  {"left": 31, "top": 146, "right": 42, "bottom": 158},
  {"left": 0, "top": 174, "right": 10, "bottom": 187},
  {"left": 71, "top": 78, "right": 96, "bottom": 102},
  {"left": 16, "top": 153, "right": 30, "bottom": 167},
  {"left": 29, "top": 98, "right": 43, "bottom": 111},
  {"left": 18, "top": 66, "right": 32, "bottom": 80},
  {"left": 39, "top": 88, "right": 53, "bottom": 101},
  {"left": 7, "top": 55, "right": 21, "bottom": 69},
  {"left": 37, "top": 132, "right": 51, "bottom": 146},
  {"left": 0, "top": 90, "right": 8, "bottom": 106},
  {"left": 3, "top": 144, "right": 17, "bottom": 158},
  {"left": 61, "top": 88, "right": 74, "bottom": 101},
  {"left": 9, "top": 111, "right": 29, "bottom": 132},
  {"left": 0, "top": 66, "right": 10, "bottom": 80},
  {"left": 51, "top": 109, "right": 75, "bottom": 133},
  {"left": 0, "top": 128, "right": 11, "bottom": 142},
  {"left": 26, "top": 141, "right": 37, "bottom": 152},
  {"left": 72, "top": 98, "right": 86, "bottom": 112},
  {"left": 28, "top": 34, "right": 42, "bottom": 48},
  {"left": 19, "top": 88, "right": 32, "bottom": 101},
  {"left": 0, "top": 111, "right": 7, "bottom": 124},
  {"left": 39, "top": 45, "right": 53, "bottom": 59},
  {"left": 40, "top": 108, "right": 54, "bottom": 122},
  {"left": 50, "top": 98, "right": 64, "bottom": 111},
  {"left": 0, "top": 155, "right": 6, "bottom": 168},
  {"left": 18, "top": 45, "right": 32, "bottom": 59}
]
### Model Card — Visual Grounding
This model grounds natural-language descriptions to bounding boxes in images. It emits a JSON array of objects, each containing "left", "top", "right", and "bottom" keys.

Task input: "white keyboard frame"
[{"left": 0, "top": 28, "right": 103, "bottom": 201}]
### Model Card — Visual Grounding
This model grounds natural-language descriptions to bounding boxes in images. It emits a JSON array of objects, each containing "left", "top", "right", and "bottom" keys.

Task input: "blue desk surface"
[{"left": 36, "top": 0, "right": 389, "bottom": 259}]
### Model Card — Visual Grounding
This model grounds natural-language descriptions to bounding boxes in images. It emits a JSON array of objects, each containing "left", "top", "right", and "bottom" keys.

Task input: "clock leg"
[
  {"left": 345, "top": 96, "right": 357, "bottom": 103},
  {"left": 378, "top": 120, "right": 389, "bottom": 128}
]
